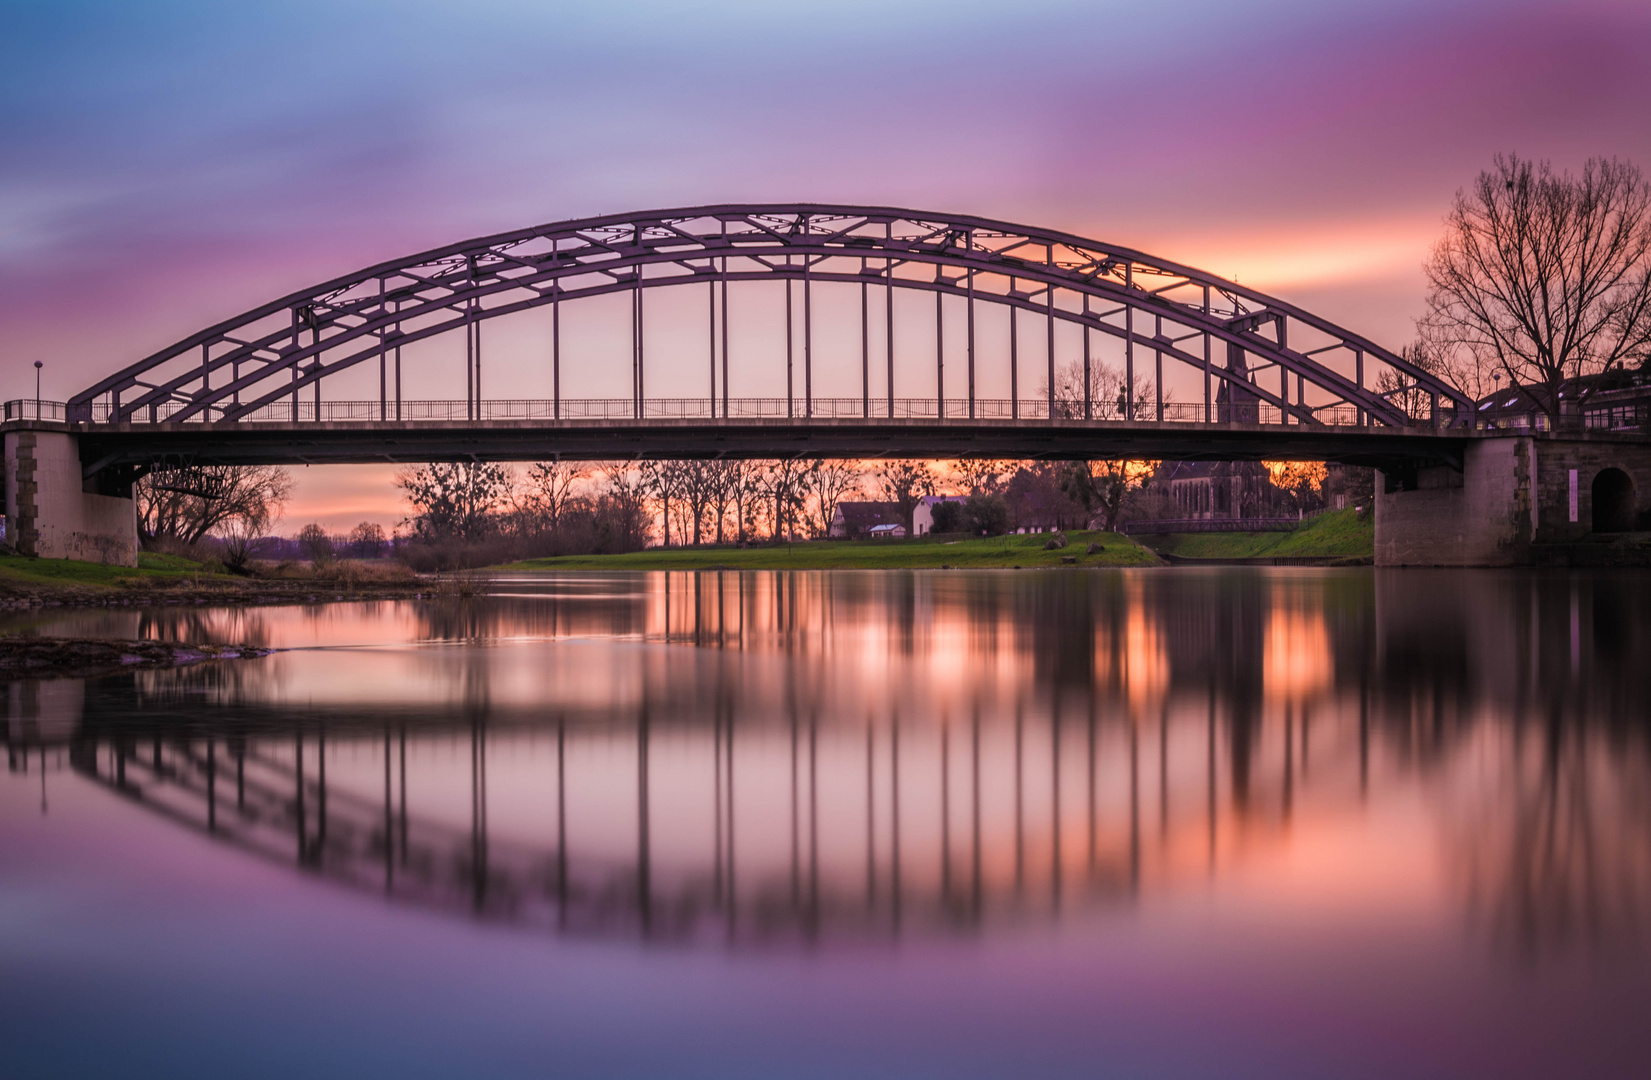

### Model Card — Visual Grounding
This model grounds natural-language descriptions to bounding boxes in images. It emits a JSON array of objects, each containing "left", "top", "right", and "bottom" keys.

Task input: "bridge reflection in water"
[{"left": 6, "top": 569, "right": 1651, "bottom": 956}]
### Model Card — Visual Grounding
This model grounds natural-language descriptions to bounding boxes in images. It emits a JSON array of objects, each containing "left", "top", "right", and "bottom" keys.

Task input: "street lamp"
[{"left": 34, "top": 360, "right": 41, "bottom": 420}]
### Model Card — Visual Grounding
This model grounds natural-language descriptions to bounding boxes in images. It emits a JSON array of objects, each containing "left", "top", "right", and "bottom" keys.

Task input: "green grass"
[
  {"left": 499, "top": 530, "right": 1162, "bottom": 571},
  {"left": 0, "top": 550, "right": 223, "bottom": 589},
  {"left": 1138, "top": 508, "right": 1373, "bottom": 560}
]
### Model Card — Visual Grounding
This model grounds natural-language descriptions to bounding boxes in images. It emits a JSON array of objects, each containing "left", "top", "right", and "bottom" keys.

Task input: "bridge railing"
[{"left": 11, "top": 397, "right": 1381, "bottom": 427}]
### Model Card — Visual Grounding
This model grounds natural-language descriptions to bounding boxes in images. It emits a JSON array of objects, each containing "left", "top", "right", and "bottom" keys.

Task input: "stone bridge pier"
[
  {"left": 1375, "top": 434, "right": 1651, "bottom": 566},
  {"left": 3, "top": 429, "right": 138, "bottom": 566}
]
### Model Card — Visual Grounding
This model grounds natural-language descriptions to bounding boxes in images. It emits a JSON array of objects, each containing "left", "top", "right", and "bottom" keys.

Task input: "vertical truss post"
[
  {"left": 201, "top": 341, "right": 210, "bottom": 403},
  {"left": 634, "top": 275, "right": 645, "bottom": 419},
  {"left": 1276, "top": 318, "right": 1287, "bottom": 422},
  {"left": 966, "top": 263, "right": 976, "bottom": 420},
  {"left": 465, "top": 298, "right": 475, "bottom": 421},
  {"left": 552, "top": 283, "right": 561, "bottom": 420},
  {"left": 935, "top": 273, "right": 944, "bottom": 419},
  {"left": 721, "top": 256, "right": 730, "bottom": 418},
  {"left": 394, "top": 299, "right": 402, "bottom": 422},
  {"left": 290, "top": 308, "right": 300, "bottom": 422},
  {"left": 1009, "top": 279, "right": 1018, "bottom": 419},
  {"left": 860, "top": 271, "right": 869, "bottom": 420},
  {"left": 785, "top": 259, "right": 794, "bottom": 419},
  {"left": 312, "top": 324, "right": 322, "bottom": 421},
  {"left": 885, "top": 246, "right": 894, "bottom": 419},
  {"left": 1124, "top": 264, "right": 1135, "bottom": 422},
  {"left": 1045, "top": 250, "right": 1056, "bottom": 420},
  {"left": 1154, "top": 313, "right": 1163, "bottom": 422},
  {"left": 1354, "top": 347, "right": 1364, "bottom": 426},
  {"left": 1202, "top": 286, "right": 1211, "bottom": 423},
  {"left": 804, "top": 255, "right": 813, "bottom": 418},
  {"left": 1081, "top": 294, "right": 1091, "bottom": 420},
  {"left": 376, "top": 279, "right": 386, "bottom": 422},
  {"left": 708, "top": 277, "right": 717, "bottom": 419}
]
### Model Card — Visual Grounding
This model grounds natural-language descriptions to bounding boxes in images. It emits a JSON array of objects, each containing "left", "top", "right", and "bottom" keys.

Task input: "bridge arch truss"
[{"left": 69, "top": 204, "right": 1469, "bottom": 431}]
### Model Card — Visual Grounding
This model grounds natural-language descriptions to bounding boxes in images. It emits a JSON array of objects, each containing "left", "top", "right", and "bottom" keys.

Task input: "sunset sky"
[{"left": 4, "top": 0, "right": 1650, "bottom": 530}]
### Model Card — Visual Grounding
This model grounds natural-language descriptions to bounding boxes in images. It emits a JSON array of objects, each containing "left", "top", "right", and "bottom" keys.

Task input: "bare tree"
[
  {"left": 804, "top": 459, "right": 863, "bottom": 538},
  {"left": 1376, "top": 341, "right": 1454, "bottom": 421},
  {"left": 727, "top": 461, "right": 761, "bottom": 542},
  {"left": 754, "top": 459, "right": 816, "bottom": 541},
  {"left": 1047, "top": 358, "right": 1157, "bottom": 420},
  {"left": 704, "top": 462, "right": 740, "bottom": 544},
  {"left": 952, "top": 459, "right": 1014, "bottom": 496},
  {"left": 876, "top": 460, "right": 935, "bottom": 534},
  {"left": 218, "top": 500, "right": 280, "bottom": 573},
  {"left": 677, "top": 462, "right": 721, "bottom": 546},
  {"left": 1059, "top": 460, "right": 1158, "bottom": 532},
  {"left": 641, "top": 461, "right": 690, "bottom": 546},
  {"left": 397, "top": 462, "right": 512, "bottom": 541},
  {"left": 296, "top": 523, "right": 334, "bottom": 565},
  {"left": 138, "top": 464, "right": 293, "bottom": 546},
  {"left": 348, "top": 521, "right": 387, "bottom": 558},
  {"left": 1423, "top": 154, "right": 1651, "bottom": 421},
  {"left": 517, "top": 461, "right": 590, "bottom": 534}
]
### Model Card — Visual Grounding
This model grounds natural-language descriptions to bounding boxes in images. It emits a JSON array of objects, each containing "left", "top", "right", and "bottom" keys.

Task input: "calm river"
[{"left": 3, "top": 568, "right": 1649, "bottom": 1078}]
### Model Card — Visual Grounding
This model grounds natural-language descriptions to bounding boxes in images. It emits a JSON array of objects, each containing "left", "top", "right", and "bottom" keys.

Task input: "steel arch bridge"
[{"left": 48, "top": 203, "right": 1472, "bottom": 472}]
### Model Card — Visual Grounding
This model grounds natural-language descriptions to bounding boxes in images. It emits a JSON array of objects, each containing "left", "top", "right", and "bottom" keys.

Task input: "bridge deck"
[{"left": 0, "top": 411, "right": 1476, "bottom": 471}]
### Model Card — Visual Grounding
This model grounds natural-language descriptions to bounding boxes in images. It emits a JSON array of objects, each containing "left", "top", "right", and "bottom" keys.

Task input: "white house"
[{"left": 911, "top": 495, "right": 968, "bottom": 536}]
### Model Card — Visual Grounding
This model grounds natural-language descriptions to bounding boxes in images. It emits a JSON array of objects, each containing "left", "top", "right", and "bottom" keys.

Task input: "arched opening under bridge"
[{"left": 1592, "top": 468, "right": 1636, "bottom": 532}]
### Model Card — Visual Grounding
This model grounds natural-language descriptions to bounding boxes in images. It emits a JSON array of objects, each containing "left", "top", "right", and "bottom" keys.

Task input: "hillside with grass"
[
  {"left": 499, "top": 530, "right": 1162, "bottom": 571},
  {"left": 1136, "top": 508, "right": 1373, "bottom": 561}
]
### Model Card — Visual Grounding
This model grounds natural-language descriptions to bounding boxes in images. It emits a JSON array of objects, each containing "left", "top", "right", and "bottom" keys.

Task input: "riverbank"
[
  {"left": 500, "top": 529, "right": 1163, "bottom": 571},
  {"left": 1133, "top": 508, "right": 1373, "bottom": 563},
  {"left": 0, "top": 552, "right": 436, "bottom": 608}
]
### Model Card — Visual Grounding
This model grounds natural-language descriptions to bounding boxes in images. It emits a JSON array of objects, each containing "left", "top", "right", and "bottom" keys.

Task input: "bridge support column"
[
  {"left": 4, "top": 430, "right": 137, "bottom": 566},
  {"left": 1376, "top": 436, "right": 1651, "bottom": 566}
]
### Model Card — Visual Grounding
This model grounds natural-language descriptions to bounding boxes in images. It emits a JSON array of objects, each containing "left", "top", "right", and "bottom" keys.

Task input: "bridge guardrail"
[{"left": 8, "top": 397, "right": 1381, "bottom": 427}]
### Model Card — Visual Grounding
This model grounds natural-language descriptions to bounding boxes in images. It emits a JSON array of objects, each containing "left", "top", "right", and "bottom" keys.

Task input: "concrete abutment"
[
  {"left": 3, "top": 430, "right": 138, "bottom": 566},
  {"left": 1375, "top": 435, "right": 1651, "bottom": 566}
]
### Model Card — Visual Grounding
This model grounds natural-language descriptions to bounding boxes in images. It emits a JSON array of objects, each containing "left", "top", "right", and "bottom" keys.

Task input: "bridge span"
[{"left": 3, "top": 203, "right": 1647, "bottom": 566}]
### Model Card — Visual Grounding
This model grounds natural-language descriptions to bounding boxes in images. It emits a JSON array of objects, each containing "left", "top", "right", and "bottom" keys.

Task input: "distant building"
[
  {"left": 911, "top": 495, "right": 968, "bottom": 536},
  {"left": 868, "top": 523, "right": 906, "bottom": 539},
  {"left": 1473, "top": 366, "right": 1651, "bottom": 432},
  {"left": 829, "top": 501, "right": 904, "bottom": 539},
  {"left": 1159, "top": 461, "right": 1284, "bottom": 520}
]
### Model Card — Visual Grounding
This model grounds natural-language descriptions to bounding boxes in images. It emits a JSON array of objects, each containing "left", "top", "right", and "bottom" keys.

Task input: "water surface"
[{"left": 3, "top": 569, "right": 1649, "bottom": 1078}]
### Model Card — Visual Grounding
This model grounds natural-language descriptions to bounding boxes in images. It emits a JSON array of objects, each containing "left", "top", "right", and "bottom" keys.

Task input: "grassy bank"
[
  {"left": 500, "top": 530, "right": 1162, "bottom": 571},
  {"left": 0, "top": 551, "right": 429, "bottom": 608},
  {"left": 1137, "top": 508, "right": 1373, "bottom": 561},
  {"left": 0, "top": 551, "right": 226, "bottom": 590}
]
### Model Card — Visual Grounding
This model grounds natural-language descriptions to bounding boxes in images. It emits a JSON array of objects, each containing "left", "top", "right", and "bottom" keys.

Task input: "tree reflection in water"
[{"left": 4, "top": 568, "right": 1649, "bottom": 957}]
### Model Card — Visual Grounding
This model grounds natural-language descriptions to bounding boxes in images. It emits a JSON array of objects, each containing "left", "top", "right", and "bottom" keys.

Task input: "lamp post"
[{"left": 34, "top": 361, "right": 41, "bottom": 420}]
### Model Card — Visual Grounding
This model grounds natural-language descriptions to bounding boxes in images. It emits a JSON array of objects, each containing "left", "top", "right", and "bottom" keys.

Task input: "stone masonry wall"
[
  {"left": 1377, "top": 435, "right": 1651, "bottom": 565},
  {"left": 3, "top": 430, "right": 137, "bottom": 566}
]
